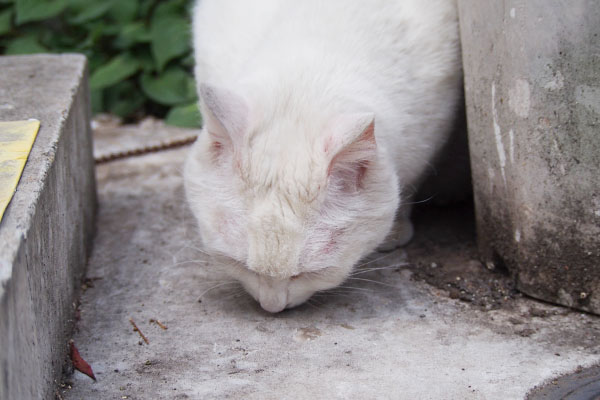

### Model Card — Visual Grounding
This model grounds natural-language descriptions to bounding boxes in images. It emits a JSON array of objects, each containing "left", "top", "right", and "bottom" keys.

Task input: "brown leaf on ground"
[{"left": 69, "top": 340, "right": 96, "bottom": 381}]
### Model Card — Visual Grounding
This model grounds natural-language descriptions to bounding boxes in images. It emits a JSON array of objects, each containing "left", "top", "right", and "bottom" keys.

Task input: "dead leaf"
[{"left": 70, "top": 340, "right": 96, "bottom": 381}]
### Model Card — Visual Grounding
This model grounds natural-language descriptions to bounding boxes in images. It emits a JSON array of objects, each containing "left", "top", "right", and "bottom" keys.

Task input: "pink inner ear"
[
  {"left": 326, "top": 120, "right": 377, "bottom": 190},
  {"left": 208, "top": 139, "right": 225, "bottom": 161}
]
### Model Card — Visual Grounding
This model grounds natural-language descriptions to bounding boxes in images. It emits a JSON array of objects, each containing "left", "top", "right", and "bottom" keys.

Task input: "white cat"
[{"left": 185, "top": 0, "right": 463, "bottom": 312}]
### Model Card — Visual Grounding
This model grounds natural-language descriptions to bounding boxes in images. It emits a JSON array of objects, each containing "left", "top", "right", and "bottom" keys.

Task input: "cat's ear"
[
  {"left": 200, "top": 83, "right": 249, "bottom": 152},
  {"left": 324, "top": 112, "right": 377, "bottom": 190}
]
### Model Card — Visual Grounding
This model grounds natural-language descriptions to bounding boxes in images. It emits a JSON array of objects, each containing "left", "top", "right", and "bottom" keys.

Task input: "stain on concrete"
[
  {"left": 295, "top": 326, "right": 323, "bottom": 341},
  {"left": 509, "top": 78, "right": 531, "bottom": 118}
]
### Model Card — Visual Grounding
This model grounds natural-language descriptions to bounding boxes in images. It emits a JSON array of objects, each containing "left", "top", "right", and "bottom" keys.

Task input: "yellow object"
[{"left": 0, "top": 119, "right": 41, "bottom": 222}]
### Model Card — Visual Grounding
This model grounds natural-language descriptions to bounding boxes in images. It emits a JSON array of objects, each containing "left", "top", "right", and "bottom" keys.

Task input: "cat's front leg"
[{"left": 377, "top": 205, "right": 414, "bottom": 252}]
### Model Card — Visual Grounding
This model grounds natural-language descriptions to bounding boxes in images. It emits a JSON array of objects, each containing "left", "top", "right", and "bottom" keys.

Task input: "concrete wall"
[
  {"left": 458, "top": 1, "right": 600, "bottom": 314},
  {"left": 0, "top": 55, "right": 97, "bottom": 399}
]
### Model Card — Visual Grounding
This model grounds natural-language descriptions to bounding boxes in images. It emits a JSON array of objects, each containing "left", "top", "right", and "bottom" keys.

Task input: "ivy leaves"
[
  {"left": 16, "top": 0, "right": 68, "bottom": 25},
  {"left": 0, "top": 0, "right": 201, "bottom": 127}
]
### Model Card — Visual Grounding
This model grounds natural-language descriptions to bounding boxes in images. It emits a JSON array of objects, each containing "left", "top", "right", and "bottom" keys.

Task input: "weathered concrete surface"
[
  {"left": 60, "top": 122, "right": 599, "bottom": 399},
  {"left": 0, "top": 55, "right": 97, "bottom": 399},
  {"left": 527, "top": 364, "right": 600, "bottom": 399},
  {"left": 458, "top": 1, "right": 600, "bottom": 314}
]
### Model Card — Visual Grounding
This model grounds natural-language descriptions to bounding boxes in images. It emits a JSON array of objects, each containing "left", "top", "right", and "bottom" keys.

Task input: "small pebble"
[
  {"left": 530, "top": 308, "right": 547, "bottom": 317},
  {"left": 517, "top": 328, "right": 536, "bottom": 337}
]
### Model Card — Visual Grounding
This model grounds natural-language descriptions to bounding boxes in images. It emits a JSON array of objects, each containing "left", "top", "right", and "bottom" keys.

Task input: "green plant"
[{"left": 0, "top": 0, "right": 202, "bottom": 127}]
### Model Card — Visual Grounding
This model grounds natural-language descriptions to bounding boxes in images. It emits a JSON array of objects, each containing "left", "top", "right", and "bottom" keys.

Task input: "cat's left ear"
[
  {"left": 199, "top": 83, "right": 249, "bottom": 152},
  {"left": 324, "top": 112, "right": 377, "bottom": 189}
]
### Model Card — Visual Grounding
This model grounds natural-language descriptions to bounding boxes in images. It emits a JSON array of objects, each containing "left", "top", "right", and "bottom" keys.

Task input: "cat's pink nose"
[
  {"left": 259, "top": 292, "right": 287, "bottom": 313},
  {"left": 258, "top": 277, "right": 288, "bottom": 313},
  {"left": 259, "top": 298, "right": 286, "bottom": 313}
]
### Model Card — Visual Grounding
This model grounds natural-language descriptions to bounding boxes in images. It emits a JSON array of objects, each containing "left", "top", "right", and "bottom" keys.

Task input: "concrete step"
[
  {"left": 60, "top": 120, "right": 599, "bottom": 399},
  {"left": 0, "top": 55, "right": 97, "bottom": 400}
]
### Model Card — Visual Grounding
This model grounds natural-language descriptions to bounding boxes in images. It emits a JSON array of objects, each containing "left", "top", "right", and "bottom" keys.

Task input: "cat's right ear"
[{"left": 199, "top": 83, "right": 249, "bottom": 154}]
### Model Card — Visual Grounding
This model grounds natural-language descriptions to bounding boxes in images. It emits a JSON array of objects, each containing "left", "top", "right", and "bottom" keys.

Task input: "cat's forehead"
[{"left": 239, "top": 125, "right": 327, "bottom": 206}]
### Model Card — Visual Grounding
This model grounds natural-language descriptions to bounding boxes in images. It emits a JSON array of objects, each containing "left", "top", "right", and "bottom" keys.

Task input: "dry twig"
[
  {"left": 129, "top": 318, "right": 149, "bottom": 344},
  {"left": 149, "top": 318, "right": 168, "bottom": 330}
]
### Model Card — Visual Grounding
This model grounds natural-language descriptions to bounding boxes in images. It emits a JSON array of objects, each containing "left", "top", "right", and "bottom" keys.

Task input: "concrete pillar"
[{"left": 458, "top": 1, "right": 600, "bottom": 314}]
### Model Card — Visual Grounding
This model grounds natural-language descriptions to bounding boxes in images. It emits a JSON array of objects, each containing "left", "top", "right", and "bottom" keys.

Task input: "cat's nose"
[
  {"left": 258, "top": 277, "right": 288, "bottom": 313},
  {"left": 259, "top": 295, "right": 287, "bottom": 313}
]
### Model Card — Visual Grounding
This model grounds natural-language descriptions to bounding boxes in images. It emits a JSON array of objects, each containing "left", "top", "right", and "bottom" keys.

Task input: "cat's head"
[{"left": 184, "top": 84, "right": 399, "bottom": 312}]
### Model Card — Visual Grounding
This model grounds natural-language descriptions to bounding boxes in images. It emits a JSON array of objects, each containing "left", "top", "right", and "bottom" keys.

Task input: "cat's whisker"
[
  {"left": 305, "top": 299, "right": 322, "bottom": 310},
  {"left": 336, "top": 285, "right": 373, "bottom": 292},
  {"left": 314, "top": 291, "right": 353, "bottom": 298},
  {"left": 345, "top": 277, "right": 399, "bottom": 288},
  {"left": 357, "top": 252, "right": 398, "bottom": 268},
  {"left": 350, "top": 263, "right": 409, "bottom": 276},
  {"left": 197, "top": 281, "right": 240, "bottom": 300},
  {"left": 182, "top": 244, "right": 211, "bottom": 256},
  {"left": 169, "top": 245, "right": 191, "bottom": 262},
  {"left": 400, "top": 194, "right": 435, "bottom": 206},
  {"left": 169, "top": 259, "right": 209, "bottom": 267},
  {"left": 220, "top": 288, "right": 247, "bottom": 301}
]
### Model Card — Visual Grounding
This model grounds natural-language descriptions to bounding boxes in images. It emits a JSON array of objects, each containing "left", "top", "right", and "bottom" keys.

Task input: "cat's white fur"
[{"left": 185, "top": 0, "right": 462, "bottom": 312}]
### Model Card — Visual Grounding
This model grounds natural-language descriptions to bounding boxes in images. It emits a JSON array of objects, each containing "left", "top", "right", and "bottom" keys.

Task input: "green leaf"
[
  {"left": 152, "top": 0, "right": 186, "bottom": 18},
  {"left": 4, "top": 34, "right": 47, "bottom": 54},
  {"left": 88, "top": 52, "right": 107, "bottom": 72},
  {"left": 90, "top": 54, "right": 141, "bottom": 90},
  {"left": 180, "top": 53, "right": 194, "bottom": 68},
  {"left": 138, "top": 0, "right": 157, "bottom": 18},
  {"left": 68, "top": 0, "right": 114, "bottom": 24},
  {"left": 150, "top": 13, "right": 190, "bottom": 71},
  {"left": 108, "top": 0, "right": 138, "bottom": 23},
  {"left": 16, "top": 0, "right": 67, "bottom": 24},
  {"left": 90, "top": 88, "right": 103, "bottom": 114},
  {"left": 165, "top": 102, "right": 202, "bottom": 128},
  {"left": 134, "top": 48, "right": 156, "bottom": 72},
  {"left": 139, "top": 67, "right": 196, "bottom": 105},
  {"left": 0, "top": 9, "right": 12, "bottom": 36},
  {"left": 66, "top": 0, "right": 93, "bottom": 13},
  {"left": 114, "top": 22, "right": 150, "bottom": 49},
  {"left": 75, "top": 21, "right": 106, "bottom": 50},
  {"left": 105, "top": 81, "right": 145, "bottom": 118},
  {"left": 106, "top": 84, "right": 145, "bottom": 118}
]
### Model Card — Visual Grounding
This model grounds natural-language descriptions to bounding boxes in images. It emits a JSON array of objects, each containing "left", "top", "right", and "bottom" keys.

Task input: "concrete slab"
[
  {"left": 61, "top": 123, "right": 599, "bottom": 399},
  {"left": 0, "top": 55, "right": 96, "bottom": 399}
]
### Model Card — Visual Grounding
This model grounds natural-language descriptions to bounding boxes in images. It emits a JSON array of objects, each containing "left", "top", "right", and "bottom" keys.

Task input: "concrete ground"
[{"left": 61, "top": 119, "right": 600, "bottom": 400}]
